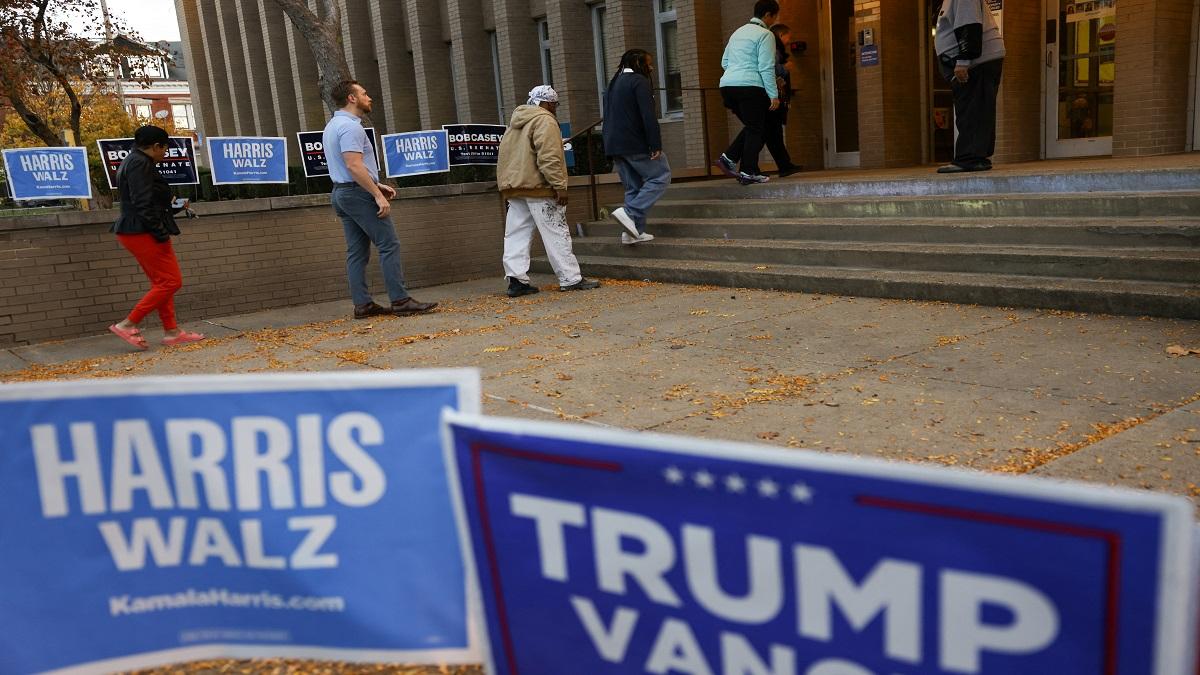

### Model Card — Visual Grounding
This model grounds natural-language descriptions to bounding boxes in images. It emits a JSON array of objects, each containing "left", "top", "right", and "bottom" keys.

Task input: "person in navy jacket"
[{"left": 602, "top": 49, "right": 671, "bottom": 245}]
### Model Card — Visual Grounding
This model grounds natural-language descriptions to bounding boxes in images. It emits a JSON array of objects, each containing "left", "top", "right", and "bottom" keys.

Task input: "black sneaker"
[
  {"left": 507, "top": 277, "right": 540, "bottom": 297},
  {"left": 559, "top": 278, "right": 601, "bottom": 292}
]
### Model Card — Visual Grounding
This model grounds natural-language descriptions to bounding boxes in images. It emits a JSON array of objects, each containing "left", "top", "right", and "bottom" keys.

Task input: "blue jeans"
[
  {"left": 614, "top": 153, "right": 672, "bottom": 234},
  {"left": 331, "top": 185, "right": 409, "bottom": 306}
]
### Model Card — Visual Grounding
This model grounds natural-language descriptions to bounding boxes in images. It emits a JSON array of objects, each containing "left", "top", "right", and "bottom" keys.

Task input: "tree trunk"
[
  {"left": 4, "top": 89, "right": 61, "bottom": 146},
  {"left": 268, "top": 0, "right": 351, "bottom": 114}
]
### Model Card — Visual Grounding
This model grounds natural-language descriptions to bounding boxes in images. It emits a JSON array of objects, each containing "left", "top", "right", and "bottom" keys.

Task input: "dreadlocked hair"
[{"left": 608, "top": 49, "right": 653, "bottom": 92}]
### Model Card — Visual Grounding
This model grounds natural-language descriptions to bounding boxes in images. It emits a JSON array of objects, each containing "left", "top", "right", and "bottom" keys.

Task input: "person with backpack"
[
  {"left": 715, "top": 0, "right": 781, "bottom": 185},
  {"left": 603, "top": 49, "right": 671, "bottom": 245}
]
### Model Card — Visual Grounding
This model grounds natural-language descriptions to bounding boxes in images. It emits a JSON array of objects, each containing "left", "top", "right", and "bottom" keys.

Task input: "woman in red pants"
[{"left": 109, "top": 125, "right": 204, "bottom": 349}]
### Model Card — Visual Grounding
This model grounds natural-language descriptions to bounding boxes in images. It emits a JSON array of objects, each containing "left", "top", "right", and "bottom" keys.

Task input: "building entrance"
[
  {"left": 819, "top": 0, "right": 860, "bottom": 167},
  {"left": 1046, "top": 0, "right": 1116, "bottom": 157}
]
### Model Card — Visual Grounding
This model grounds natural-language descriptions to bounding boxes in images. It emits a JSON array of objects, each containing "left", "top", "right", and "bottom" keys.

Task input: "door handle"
[{"left": 1047, "top": 49, "right": 1054, "bottom": 68}]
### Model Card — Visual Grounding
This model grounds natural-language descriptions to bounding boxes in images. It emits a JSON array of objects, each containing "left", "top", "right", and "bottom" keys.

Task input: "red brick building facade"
[{"left": 175, "top": 0, "right": 1200, "bottom": 171}]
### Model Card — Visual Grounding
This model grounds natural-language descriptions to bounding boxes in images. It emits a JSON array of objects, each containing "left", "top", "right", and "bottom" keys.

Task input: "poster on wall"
[
  {"left": 442, "top": 124, "right": 506, "bottom": 166},
  {"left": 96, "top": 137, "right": 200, "bottom": 189},
  {"left": 207, "top": 137, "right": 289, "bottom": 185},
  {"left": 296, "top": 128, "right": 379, "bottom": 178},
  {"left": 1066, "top": 0, "right": 1116, "bottom": 23},
  {"left": 1, "top": 147, "right": 92, "bottom": 201},
  {"left": 381, "top": 130, "right": 450, "bottom": 177}
]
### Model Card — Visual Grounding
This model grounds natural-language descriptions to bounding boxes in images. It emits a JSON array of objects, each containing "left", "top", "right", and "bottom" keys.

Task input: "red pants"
[{"left": 117, "top": 234, "right": 183, "bottom": 330}]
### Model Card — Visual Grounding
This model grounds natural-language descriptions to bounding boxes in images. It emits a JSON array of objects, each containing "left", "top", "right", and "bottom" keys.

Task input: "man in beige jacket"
[{"left": 497, "top": 85, "right": 600, "bottom": 297}]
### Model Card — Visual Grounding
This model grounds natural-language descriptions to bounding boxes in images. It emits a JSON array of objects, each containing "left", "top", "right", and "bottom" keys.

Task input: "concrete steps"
[
  {"left": 551, "top": 255, "right": 1200, "bottom": 318},
  {"left": 531, "top": 174, "right": 1200, "bottom": 318}
]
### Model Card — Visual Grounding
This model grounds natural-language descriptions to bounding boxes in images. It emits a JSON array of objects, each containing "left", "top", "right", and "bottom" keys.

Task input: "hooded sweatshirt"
[
  {"left": 934, "top": 0, "right": 1005, "bottom": 68},
  {"left": 497, "top": 104, "right": 568, "bottom": 200}
]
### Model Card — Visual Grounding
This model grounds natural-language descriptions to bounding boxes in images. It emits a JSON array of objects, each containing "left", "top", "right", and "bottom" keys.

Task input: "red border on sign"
[
  {"left": 855, "top": 495, "right": 1123, "bottom": 675},
  {"left": 469, "top": 441, "right": 623, "bottom": 675}
]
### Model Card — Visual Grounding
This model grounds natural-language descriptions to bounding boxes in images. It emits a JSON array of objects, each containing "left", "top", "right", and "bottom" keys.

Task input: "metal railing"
[{"left": 567, "top": 86, "right": 723, "bottom": 221}]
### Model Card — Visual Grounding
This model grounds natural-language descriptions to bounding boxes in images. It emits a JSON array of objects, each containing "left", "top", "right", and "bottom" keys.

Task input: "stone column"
[
  {"left": 284, "top": 0, "right": 329, "bottom": 131},
  {"left": 255, "top": 0, "right": 303, "bottom": 140},
  {"left": 994, "top": 1, "right": 1042, "bottom": 163},
  {"left": 173, "top": 0, "right": 219, "bottom": 138},
  {"left": 405, "top": 0, "right": 458, "bottom": 127},
  {"left": 192, "top": 0, "right": 236, "bottom": 135},
  {"left": 212, "top": 0, "right": 258, "bottom": 135},
  {"left": 448, "top": 0, "right": 502, "bottom": 124},
  {"left": 232, "top": 0, "right": 278, "bottom": 136},
  {"left": 545, "top": 0, "right": 601, "bottom": 132},
  {"left": 492, "top": 0, "right": 542, "bottom": 116},
  {"left": 338, "top": 0, "right": 385, "bottom": 113},
  {"left": 853, "top": 0, "right": 922, "bottom": 168},
  {"left": 368, "top": 0, "right": 421, "bottom": 133}
]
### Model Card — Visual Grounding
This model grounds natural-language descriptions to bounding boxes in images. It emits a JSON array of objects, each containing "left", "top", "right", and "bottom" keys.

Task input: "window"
[
  {"left": 592, "top": 4, "right": 608, "bottom": 116},
  {"left": 129, "top": 104, "right": 152, "bottom": 120},
  {"left": 654, "top": 0, "right": 682, "bottom": 115},
  {"left": 537, "top": 18, "right": 554, "bottom": 87},
  {"left": 171, "top": 103, "right": 194, "bottom": 129},
  {"left": 490, "top": 31, "right": 505, "bottom": 123}
]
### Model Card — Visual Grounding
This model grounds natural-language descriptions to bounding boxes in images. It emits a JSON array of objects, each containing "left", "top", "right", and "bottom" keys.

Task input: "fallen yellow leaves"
[
  {"left": 483, "top": 346, "right": 511, "bottom": 353},
  {"left": 993, "top": 418, "right": 1145, "bottom": 474},
  {"left": 936, "top": 335, "right": 967, "bottom": 347},
  {"left": 1166, "top": 345, "right": 1200, "bottom": 357}
]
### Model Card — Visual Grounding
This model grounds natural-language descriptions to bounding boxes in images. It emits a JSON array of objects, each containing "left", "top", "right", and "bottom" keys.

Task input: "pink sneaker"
[{"left": 161, "top": 330, "right": 205, "bottom": 346}]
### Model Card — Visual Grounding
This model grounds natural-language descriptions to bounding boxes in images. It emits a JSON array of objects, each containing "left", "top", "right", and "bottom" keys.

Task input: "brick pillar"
[
  {"left": 284, "top": 0, "right": 328, "bottom": 131},
  {"left": 192, "top": 0, "right": 235, "bottom": 135},
  {"left": 338, "top": 0, "right": 385, "bottom": 118},
  {"left": 853, "top": 2, "right": 884, "bottom": 167},
  {"left": 678, "top": 0, "right": 730, "bottom": 169},
  {"left": 173, "top": 0, "right": 219, "bottom": 138},
  {"left": 493, "top": 0, "right": 542, "bottom": 116},
  {"left": 448, "top": 0, "right": 501, "bottom": 125},
  {"left": 406, "top": 0, "right": 458, "bottom": 127},
  {"left": 993, "top": 2, "right": 1042, "bottom": 163},
  {"left": 1113, "top": 0, "right": 1195, "bottom": 156},
  {"left": 232, "top": 0, "right": 277, "bottom": 136},
  {"left": 255, "top": 0, "right": 303, "bottom": 140},
  {"left": 368, "top": 0, "right": 420, "bottom": 134},
  {"left": 545, "top": 0, "right": 601, "bottom": 132},
  {"left": 212, "top": 0, "right": 257, "bottom": 135}
]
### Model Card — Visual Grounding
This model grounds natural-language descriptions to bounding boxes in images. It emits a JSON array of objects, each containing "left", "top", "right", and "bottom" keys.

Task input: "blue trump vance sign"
[{"left": 442, "top": 413, "right": 1199, "bottom": 675}]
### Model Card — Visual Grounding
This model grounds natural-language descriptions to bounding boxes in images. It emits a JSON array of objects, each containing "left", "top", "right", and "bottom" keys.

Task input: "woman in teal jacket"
[{"left": 714, "top": 0, "right": 780, "bottom": 185}]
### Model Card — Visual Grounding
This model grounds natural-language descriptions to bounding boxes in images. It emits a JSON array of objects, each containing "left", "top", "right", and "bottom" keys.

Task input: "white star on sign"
[
  {"left": 664, "top": 466, "right": 685, "bottom": 485},
  {"left": 789, "top": 482, "right": 814, "bottom": 503},
  {"left": 757, "top": 478, "right": 780, "bottom": 498},
  {"left": 694, "top": 470, "right": 716, "bottom": 489},
  {"left": 725, "top": 474, "right": 747, "bottom": 494}
]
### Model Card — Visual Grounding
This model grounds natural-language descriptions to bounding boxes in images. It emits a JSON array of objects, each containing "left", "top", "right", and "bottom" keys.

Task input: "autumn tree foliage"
[{"left": 0, "top": 0, "right": 150, "bottom": 147}]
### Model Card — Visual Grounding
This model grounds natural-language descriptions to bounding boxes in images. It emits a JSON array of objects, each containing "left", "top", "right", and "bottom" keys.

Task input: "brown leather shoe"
[
  {"left": 391, "top": 297, "right": 438, "bottom": 315},
  {"left": 354, "top": 302, "right": 391, "bottom": 319}
]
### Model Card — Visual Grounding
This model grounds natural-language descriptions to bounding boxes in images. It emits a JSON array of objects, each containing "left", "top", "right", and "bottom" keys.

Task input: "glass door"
[
  {"left": 820, "top": 0, "right": 860, "bottom": 167},
  {"left": 1046, "top": 0, "right": 1116, "bottom": 157}
]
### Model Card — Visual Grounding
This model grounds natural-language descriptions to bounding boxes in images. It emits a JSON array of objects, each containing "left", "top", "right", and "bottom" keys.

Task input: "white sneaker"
[
  {"left": 621, "top": 232, "right": 655, "bottom": 245},
  {"left": 611, "top": 207, "right": 639, "bottom": 237}
]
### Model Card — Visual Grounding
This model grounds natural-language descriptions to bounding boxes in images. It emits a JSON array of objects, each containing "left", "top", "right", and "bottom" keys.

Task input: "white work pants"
[{"left": 502, "top": 197, "right": 582, "bottom": 287}]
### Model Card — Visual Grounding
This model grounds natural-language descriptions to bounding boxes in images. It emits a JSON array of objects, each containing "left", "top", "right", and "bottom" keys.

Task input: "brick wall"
[
  {"left": 1113, "top": 0, "right": 1196, "bottom": 156},
  {"left": 994, "top": 1, "right": 1041, "bottom": 163},
  {"left": 0, "top": 181, "right": 617, "bottom": 347}
]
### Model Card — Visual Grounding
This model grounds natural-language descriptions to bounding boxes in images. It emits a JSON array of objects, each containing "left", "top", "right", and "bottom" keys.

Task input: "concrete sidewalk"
[{"left": 2, "top": 275, "right": 1198, "bottom": 505}]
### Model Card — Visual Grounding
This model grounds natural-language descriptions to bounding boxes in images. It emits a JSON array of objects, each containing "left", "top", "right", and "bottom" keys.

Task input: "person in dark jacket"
[
  {"left": 764, "top": 24, "right": 800, "bottom": 178},
  {"left": 108, "top": 125, "right": 204, "bottom": 349},
  {"left": 934, "top": 0, "right": 1005, "bottom": 172},
  {"left": 602, "top": 49, "right": 671, "bottom": 245}
]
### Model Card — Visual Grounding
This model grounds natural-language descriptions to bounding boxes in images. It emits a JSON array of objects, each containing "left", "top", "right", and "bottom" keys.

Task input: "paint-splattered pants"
[{"left": 502, "top": 197, "right": 583, "bottom": 287}]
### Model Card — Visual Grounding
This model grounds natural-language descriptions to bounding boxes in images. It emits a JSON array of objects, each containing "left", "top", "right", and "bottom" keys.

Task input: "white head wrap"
[{"left": 527, "top": 85, "right": 559, "bottom": 106}]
